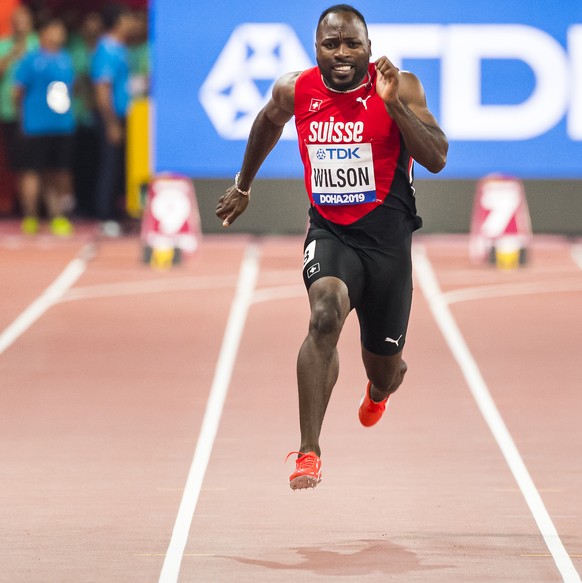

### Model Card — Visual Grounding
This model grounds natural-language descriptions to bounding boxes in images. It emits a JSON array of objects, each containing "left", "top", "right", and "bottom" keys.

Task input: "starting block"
[
  {"left": 469, "top": 174, "right": 532, "bottom": 270},
  {"left": 140, "top": 174, "right": 201, "bottom": 269}
]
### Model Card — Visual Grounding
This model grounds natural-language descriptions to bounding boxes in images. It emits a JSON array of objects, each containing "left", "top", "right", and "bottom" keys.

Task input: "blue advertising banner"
[{"left": 152, "top": 0, "right": 582, "bottom": 178}]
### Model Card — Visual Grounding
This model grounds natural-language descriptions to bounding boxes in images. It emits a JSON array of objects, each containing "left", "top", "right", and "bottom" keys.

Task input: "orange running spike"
[
  {"left": 287, "top": 451, "right": 322, "bottom": 490},
  {"left": 358, "top": 381, "right": 389, "bottom": 427}
]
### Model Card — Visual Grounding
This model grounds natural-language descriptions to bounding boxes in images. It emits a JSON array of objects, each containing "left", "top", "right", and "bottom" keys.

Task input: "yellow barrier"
[
  {"left": 126, "top": 97, "right": 151, "bottom": 218},
  {"left": 495, "top": 248, "right": 521, "bottom": 271}
]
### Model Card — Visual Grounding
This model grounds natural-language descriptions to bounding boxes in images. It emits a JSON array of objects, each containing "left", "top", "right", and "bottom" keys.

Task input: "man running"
[{"left": 216, "top": 4, "right": 448, "bottom": 490}]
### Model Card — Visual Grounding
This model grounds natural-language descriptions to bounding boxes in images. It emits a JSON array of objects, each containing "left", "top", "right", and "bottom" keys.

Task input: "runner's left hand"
[{"left": 375, "top": 56, "right": 400, "bottom": 107}]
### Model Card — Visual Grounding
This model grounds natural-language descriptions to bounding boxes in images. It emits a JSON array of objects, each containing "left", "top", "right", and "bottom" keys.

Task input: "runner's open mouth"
[{"left": 332, "top": 64, "right": 353, "bottom": 72}]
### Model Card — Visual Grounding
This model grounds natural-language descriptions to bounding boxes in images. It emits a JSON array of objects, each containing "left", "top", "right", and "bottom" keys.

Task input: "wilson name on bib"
[{"left": 307, "top": 143, "right": 377, "bottom": 205}]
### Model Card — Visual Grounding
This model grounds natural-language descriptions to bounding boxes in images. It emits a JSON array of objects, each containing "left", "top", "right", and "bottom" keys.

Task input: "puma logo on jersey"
[
  {"left": 385, "top": 334, "right": 402, "bottom": 347},
  {"left": 356, "top": 96, "right": 371, "bottom": 110}
]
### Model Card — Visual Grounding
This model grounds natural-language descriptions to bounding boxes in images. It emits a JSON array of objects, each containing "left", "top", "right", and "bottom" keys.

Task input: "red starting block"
[
  {"left": 469, "top": 174, "right": 532, "bottom": 270},
  {"left": 140, "top": 174, "right": 201, "bottom": 269}
]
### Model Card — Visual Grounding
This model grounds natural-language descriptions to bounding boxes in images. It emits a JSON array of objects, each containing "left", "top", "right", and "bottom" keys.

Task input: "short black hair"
[
  {"left": 101, "top": 3, "right": 130, "bottom": 30},
  {"left": 317, "top": 4, "right": 368, "bottom": 33},
  {"left": 37, "top": 15, "right": 65, "bottom": 32}
]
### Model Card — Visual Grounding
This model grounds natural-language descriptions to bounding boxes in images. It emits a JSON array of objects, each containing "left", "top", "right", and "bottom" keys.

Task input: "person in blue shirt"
[
  {"left": 91, "top": 3, "right": 133, "bottom": 236},
  {"left": 14, "top": 16, "right": 75, "bottom": 236}
]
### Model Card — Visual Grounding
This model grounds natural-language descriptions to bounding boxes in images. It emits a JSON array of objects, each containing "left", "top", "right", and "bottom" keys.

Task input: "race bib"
[
  {"left": 308, "top": 143, "right": 376, "bottom": 205},
  {"left": 46, "top": 81, "right": 71, "bottom": 114}
]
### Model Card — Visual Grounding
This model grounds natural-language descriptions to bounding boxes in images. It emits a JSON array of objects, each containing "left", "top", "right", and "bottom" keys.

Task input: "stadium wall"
[{"left": 193, "top": 179, "right": 582, "bottom": 237}]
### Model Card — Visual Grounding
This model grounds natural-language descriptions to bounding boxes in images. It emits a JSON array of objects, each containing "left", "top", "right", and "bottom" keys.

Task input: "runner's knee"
[
  {"left": 368, "top": 358, "right": 408, "bottom": 394},
  {"left": 310, "top": 298, "right": 343, "bottom": 338},
  {"left": 395, "top": 359, "right": 408, "bottom": 387},
  {"left": 309, "top": 280, "right": 350, "bottom": 341}
]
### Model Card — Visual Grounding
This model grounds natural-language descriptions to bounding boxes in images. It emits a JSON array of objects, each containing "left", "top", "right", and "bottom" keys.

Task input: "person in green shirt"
[{"left": 0, "top": 5, "right": 38, "bottom": 172}]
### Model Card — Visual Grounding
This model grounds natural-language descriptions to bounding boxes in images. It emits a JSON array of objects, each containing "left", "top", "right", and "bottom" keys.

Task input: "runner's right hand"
[{"left": 216, "top": 185, "right": 250, "bottom": 228}]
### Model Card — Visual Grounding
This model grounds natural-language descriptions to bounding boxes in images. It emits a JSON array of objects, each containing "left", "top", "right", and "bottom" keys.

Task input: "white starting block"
[
  {"left": 469, "top": 174, "right": 532, "bottom": 270},
  {"left": 140, "top": 174, "right": 201, "bottom": 269}
]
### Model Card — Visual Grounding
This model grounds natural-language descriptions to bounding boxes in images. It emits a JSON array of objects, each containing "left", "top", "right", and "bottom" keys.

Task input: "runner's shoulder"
[
  {"left": 272, "top": 71, "right": 303, "bottom": 113},
  {"left": 273, "top": 71, "right": 301, "bottom": 96}
]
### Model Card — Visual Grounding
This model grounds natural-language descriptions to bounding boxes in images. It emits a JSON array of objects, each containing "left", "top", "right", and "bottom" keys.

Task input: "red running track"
[{"left": 0, "top": 225, "right": 580, "bottom": 582}]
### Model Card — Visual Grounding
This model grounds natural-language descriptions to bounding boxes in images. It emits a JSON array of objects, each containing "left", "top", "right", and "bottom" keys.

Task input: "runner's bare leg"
[
  {"left": 362, "top": 347, "right": 408, "bottom": 401},
  {"left": 296, "top": 277, "right": 350, "bottom": 456}
]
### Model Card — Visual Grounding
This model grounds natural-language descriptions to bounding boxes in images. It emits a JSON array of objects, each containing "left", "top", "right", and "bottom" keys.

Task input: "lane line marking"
[
  {"left": 60, "top": 275, "right": 238, "bottom": 302},
  {"left": 252, "top": 284, "right": 305, "bottom": 304},
  {"left": 0, "top": 244, "right": 93, "bottom": 356},
  {"left": 442, "top": 279, "right": 582, "bottom": 305},
  {"left": 571, "top": 244, "right": 582, "bottom": 270},
  {"left": 523, "top": 555, "right": 582, "bottom": 559},
  {"left": 59, "top": 270, "right": 297, "bottom": 303},
  {"left": 413, "top": 244, "right": 581, "bottom": 583},
  {"left": 137, "top": 553, "right": 216, "bottom": 557},
  {"left": 158, "top": 244, "right": 261, "bottom": 583},
  {"left": 494, "top": 488, "right": 565, "bottom": 493}
]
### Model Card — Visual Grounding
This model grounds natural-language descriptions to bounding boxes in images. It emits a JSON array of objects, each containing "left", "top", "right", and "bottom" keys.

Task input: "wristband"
[{"left": 234, "top": 172, "right": 251, "bottom": 197}]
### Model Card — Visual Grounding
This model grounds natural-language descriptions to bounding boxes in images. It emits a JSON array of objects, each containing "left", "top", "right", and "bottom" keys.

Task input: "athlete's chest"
[{"left": 297, "top": 91, "right": 392, "bottom": 146}]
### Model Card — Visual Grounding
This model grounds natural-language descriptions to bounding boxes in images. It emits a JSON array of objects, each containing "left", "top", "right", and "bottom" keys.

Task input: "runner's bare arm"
[
  {"left": 216, "top": 72, "right": 299, "bottom": 227},
  {"left": 374, "top": 56, "right": 448, "bottom": 173},
  {"left": 12, "top": 85, "right": 24, "bottom": 115}
]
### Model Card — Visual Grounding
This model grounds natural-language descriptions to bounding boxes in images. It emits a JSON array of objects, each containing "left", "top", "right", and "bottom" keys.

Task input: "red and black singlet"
[{"left": 294, "top": 63, "right": 422, "bottom": 248}]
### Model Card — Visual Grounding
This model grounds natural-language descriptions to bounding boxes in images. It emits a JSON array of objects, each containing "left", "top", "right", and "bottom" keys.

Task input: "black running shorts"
[
  {"left": 19, "top": 133, "right": 74, "bottom": 171},
  {"left": 302, "top": 225, "right": 413, "bottom": 356}
]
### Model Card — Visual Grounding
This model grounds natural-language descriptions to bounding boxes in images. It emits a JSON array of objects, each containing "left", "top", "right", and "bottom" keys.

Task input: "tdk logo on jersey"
[
  {"left": 315, "top": 147, "right": 361, "bottom": 160},
  {"left": 199, "top": 24, "right": 312, "bottom": 140}
]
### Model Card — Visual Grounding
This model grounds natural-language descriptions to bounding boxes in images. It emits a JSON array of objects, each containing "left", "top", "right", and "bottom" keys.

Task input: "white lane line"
[
  {"left": 158, "top": 243, "right": 261, "bottom": 583},
  {"left": 442, "top": 279, "right": 582, "bottom": 305},
  {"left": 0, "top": 245, "right": 92, "bottom": 356},
  {"left": 571, "top": 244, "right": 582, "bottom": 270},
  {"left": 60, "top": 274, "right": 238, "bottom": 302},
  {"left": 413, "top": 244, "right": 581, "bottom": 583},
  {"left": 60, "top": 270, "right": 299, "bottom": 303},
  {"left": 252, "top": 284, "right": 304, "bottom": 305}
]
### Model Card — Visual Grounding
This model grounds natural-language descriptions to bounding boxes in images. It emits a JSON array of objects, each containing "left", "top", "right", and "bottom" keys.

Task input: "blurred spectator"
[
  {"left": 91, "top": 3, "right": 133, "bottom": 237},
  {"left": 68, "top": 10, "right": 103, "bottom": 218},
  {"left": 13, "top": 16, "right": 75, "bottom": 236},
  {"left": 127, "top": 8, "right": 149, "bottom": 98},
  {"left": 0, "top": 5, "right": 38, "bottom": 194}
]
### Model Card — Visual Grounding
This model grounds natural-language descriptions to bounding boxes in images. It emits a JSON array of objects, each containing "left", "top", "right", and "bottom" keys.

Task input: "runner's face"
[{"left": 316, "top": 12, "right": 371, "bottom": 91}]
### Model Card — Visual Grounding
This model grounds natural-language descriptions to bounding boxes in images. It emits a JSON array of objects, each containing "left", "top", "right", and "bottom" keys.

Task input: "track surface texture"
[{"left": 1, "top": 226, "right": 580, "bottom": 583}]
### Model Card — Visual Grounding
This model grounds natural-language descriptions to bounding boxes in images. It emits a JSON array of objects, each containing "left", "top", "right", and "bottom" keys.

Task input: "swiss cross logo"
[
  {"left": 306, "top": 262, "right": 320, "bottom": 278},
  {"left": 309, "top": 98, "right": 323, "bottom": 112}
]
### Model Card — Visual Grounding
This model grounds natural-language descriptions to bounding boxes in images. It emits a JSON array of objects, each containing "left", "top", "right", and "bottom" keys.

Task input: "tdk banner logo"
[
  {"left": 199, "top": 23, "right": 311, "bottom": 140},
  {"left": 200, "top": 22, "right": 582, "bottom": 142},
  {"left": 370, "top": 24, "right": 582, "bottom": 141}
]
